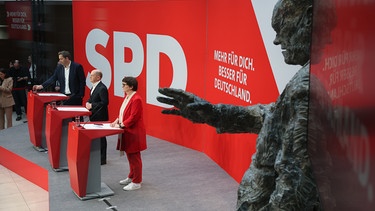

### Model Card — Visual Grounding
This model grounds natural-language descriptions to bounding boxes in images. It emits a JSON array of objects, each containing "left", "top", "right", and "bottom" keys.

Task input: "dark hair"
[
  {"left": 122, "top": 76, "right": 138, "bottom": 91},
  {"left": 58, "top": 50, "right": 71, "bottom": 60},
  {"left": 0, "top": 68, "right": 10, "bottom": 78}
]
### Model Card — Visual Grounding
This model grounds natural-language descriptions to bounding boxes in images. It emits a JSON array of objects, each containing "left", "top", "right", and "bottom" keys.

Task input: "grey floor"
[{"left": 0, "top": 111, "right": 239, "bottom": 211}]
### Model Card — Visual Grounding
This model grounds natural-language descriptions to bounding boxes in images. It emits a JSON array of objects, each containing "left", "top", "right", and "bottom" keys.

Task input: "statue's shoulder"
[{"left": 281, "top": 63, "right": 310, "bottom": 100}]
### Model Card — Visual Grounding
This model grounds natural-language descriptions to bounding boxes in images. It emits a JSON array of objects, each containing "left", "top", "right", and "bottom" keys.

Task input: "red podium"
[
  {"left": 67, "top": 122, "right": 123, "bottom": 200},
  {"left": 27, "top": 91, "right": 69, "bottom": 151},
  {"left": 45, "top": 105, "right": 91, "bottom": 171}
]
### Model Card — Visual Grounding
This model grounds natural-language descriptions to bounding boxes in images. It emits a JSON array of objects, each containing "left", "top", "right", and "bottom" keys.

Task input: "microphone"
[{"left": 79, "top": 106, "right": 105, "bottom": 128}]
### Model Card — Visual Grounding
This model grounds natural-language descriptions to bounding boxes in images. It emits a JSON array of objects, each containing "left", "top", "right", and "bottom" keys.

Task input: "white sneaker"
[
  {"left": 123, "top": 182, "right": 141, "bottom": 191},
  {"left": 119, "top": 178, "right": 132, "bottom": 185}
]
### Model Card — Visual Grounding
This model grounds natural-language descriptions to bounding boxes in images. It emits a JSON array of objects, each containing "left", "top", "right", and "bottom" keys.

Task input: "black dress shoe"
[
  {"left": 16, "top": 116, "right": 22, "bottom": 121},
  {"left": 101, "top": 161, "right": 107, "bottom": 165}
]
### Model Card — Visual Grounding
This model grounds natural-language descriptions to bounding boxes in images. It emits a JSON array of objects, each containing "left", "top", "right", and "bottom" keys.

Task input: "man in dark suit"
[
  {"left": 85, "top": 69, "right": 109, "bottom": 165},
  {"left": 9, "top": 59, "right": 30, "bottom": 121},
  {"left": 33, "top": 50, "right": 86, "bottom": 105}
]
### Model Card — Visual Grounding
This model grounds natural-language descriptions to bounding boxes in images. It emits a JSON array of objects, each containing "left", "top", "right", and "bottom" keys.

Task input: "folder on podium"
[
  {"left": 45, "top": 105, "right": 91, "bottom": 171},
  {"left": 66, "top": 122, "right": 123, "bottom": 200},
  {"left": 27, "top": 91, "right": 69, "bottom": 151}
]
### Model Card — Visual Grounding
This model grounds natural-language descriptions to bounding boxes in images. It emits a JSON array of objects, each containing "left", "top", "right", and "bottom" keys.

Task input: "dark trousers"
[
  {"left": 62, "top": 97, "right": 83, "bottom": 106},
  {"left": 101, "top": 137, "right": 107, "bottom": 163},
  {"left": 12, "top": 89, "right": 27, "bottom": 116}
]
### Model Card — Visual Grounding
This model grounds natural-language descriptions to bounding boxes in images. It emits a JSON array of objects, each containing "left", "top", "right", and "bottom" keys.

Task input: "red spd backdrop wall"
[{"left": 73, "top": 0, "right": 284, "bottom": 182}]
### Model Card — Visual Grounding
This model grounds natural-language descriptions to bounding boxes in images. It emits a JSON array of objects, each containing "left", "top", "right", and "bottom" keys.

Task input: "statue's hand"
[{"left": 157, "top": 87, "right": 214, "bottom": 123}]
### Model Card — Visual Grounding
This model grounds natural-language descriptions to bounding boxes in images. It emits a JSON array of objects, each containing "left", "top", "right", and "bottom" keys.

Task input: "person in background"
[
  {"left": 110, "top": 76, "right": 147, "bottom": 191},
  {"left": 0, "top": 68, "right": 16, "bottom": 130},
  {"left": 85, "top": 69, "right": 109, "bottom": 165},
  {"left": 9, "top": 59, "right": 29, "bottom": 121},
  {"left": 9, "top": 60, "right": 13, "bottom": 69},
  {"left": 32, "top": 50, "right": 85, "bottom": 105},
  {"left": 27, "top": 55, "right": 37, "bottom": 89}
]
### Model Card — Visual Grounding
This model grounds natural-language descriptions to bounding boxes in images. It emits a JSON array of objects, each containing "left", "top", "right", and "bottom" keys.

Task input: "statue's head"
[
  {"left": 272, "top": 0, "right": 337, "bottom": 66},
  {"left": 272, "top": 0, "right": 313, "bottom": 66}
]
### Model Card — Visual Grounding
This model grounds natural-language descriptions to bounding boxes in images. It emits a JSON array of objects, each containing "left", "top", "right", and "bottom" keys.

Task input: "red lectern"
[
  {"left": 27, "top": 91, "right": 69, "bottom": 151},
  {"left": 67, "top": 122, "right": 123, "bottom": 200},
  {"left": 45, "top": 105, "right": 91, "bottom": 171}
]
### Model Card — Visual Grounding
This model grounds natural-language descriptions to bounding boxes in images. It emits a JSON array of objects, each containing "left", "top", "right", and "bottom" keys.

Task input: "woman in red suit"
[{"left": 110, "top": 76, "right": 147, "bottom": 191}]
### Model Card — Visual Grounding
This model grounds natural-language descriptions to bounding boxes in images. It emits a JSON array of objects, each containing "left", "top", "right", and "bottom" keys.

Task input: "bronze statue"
[{"left": 157, "top": 0, "right": 336, "bottom": 210}]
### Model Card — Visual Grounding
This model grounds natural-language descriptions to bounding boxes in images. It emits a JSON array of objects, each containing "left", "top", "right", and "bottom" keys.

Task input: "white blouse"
[{"left": 118, "top": 91, "right": 136, "bottom": 123}]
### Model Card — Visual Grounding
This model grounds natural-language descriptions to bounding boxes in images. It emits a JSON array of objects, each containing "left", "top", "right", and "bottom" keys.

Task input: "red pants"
[{"left": 126, "top": 152, "right": 143, "bottom": 183}]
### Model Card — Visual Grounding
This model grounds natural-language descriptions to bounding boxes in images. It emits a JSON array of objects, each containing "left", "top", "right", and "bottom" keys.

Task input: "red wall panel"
[{"left": 73, "top": 0, "right": 281, "bottom": 182}]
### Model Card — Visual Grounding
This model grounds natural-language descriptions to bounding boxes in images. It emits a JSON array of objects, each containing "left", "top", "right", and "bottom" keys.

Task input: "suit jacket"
[
  {"left": 9, "top": 66, "right": 30, "bottom": 88},
  {"left": 116, "top": 93, "right": 147, "bottom": 153},
  {"left": 0, "top": 77, "right": 15, "bottom": 108},
  {"left": 42, "top": 61, "right": 86, "bottom": 102},
  {"left": 87, "top": 81, "right": 109, "bottom": 121}
]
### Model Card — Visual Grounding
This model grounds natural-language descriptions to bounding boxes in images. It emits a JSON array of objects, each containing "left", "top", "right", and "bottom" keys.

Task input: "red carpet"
[{"left": 0, "top": 146, "right": 48, "bottom": 191}]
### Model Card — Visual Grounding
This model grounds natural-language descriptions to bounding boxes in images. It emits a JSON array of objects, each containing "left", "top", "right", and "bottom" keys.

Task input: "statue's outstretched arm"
[{"left": 157, "top": 87, "right": 272, "bottom": 134}]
